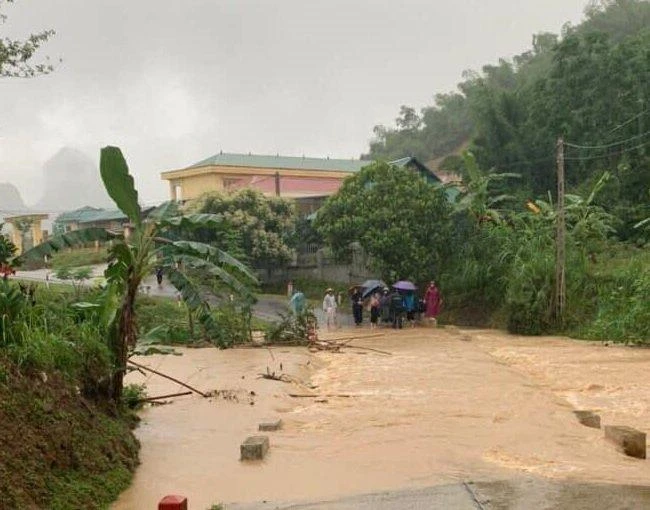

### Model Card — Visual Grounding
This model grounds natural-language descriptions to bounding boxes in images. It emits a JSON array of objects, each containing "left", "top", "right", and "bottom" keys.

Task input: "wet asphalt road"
[{"left": 228, "top": 478, "right": 650, "bottom": 510}]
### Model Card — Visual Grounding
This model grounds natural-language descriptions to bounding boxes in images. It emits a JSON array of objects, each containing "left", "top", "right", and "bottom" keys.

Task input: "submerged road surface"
[{"left": 113, "top": 327, "right": 650, "bottom": 509}]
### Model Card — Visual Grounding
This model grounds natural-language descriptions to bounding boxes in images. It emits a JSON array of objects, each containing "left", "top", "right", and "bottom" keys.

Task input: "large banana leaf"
[
  {"left": 16, "top": 227, "right": 116, "bottom": 263},
  {"left": 167, "top": 268, "right": 218, "bottom": 335},
  {"left": 100, "top": 146, "right": 141, "bottom": 227},
  {"left": 167, "top": 240, "right": 256, "bottom": 282},
  {"left": 634, "top": 217, "right": 650, "bottom": 230},
  {"left": 172, "top": 254, "right": 252, "bottom": 297},
  {"left": 149, "top": 200, "right": 179, "bottom": 221},
  {"left": 158, "top": 213, "right": 225, "bottom": 230}
]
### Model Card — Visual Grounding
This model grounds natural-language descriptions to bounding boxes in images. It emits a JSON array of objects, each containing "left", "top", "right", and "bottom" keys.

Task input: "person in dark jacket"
[
  {"left": 389, "top": 291, "right": 405, "bottom": 329},
  {"left": 351, "top": 287, "right": 363, "bottom": 326},
  {"left": 379, "top": 288, "right": 391, "bottom": 324}
]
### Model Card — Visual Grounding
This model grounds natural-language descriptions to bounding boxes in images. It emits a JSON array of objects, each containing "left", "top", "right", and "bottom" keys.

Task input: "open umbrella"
[
  {"left": 348, "top": 284, "right": 362, "bottom": 294},
  {"left": 361, "top": 279, "right": 386, "bottom": 298},
  {"left": 392, "top": 280, "right": 417, "bottom": 291}
]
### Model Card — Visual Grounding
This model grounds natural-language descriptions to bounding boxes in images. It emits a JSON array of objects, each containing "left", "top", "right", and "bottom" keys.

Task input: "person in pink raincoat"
[{"left": 424, "top": 281, "right": 442, "bottom": 323}]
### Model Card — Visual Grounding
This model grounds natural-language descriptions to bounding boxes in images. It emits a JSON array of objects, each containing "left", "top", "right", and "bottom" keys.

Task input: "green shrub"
[
  {"left": 577, "top": 259, "right": 650, "bottom": 343},
  {"left": 136, "top": 296, "right": 191, "bottom": 344},
  {"left": 122, "top": 384, "right": 147, "bottom": 410},
  {"left": 266, "top": 306, "right": 317, "bottom": 344}
]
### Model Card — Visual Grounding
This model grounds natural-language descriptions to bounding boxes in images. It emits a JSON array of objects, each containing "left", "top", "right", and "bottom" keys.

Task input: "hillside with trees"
[{"left": 365, "top": 0, "right": 649, "bottom": 235}]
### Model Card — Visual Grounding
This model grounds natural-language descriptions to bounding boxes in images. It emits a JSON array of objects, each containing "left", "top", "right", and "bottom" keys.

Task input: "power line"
[
  {"left": 565, "top": 129, "right": 650, "bottom": 150},
  {"left": 608, "top": 108, "right": 650, "bottom": 134},
  {"left": 564, "top": 140, "right": 649, "bottom": 161}
]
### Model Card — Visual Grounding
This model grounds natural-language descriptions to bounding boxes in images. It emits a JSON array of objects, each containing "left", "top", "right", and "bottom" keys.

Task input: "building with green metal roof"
[
  {"left": 161, "top": 152, "right": 443, "bottom": 203},
  {"left": 53, "top": 206, "right": 155, "bottom": 235}
]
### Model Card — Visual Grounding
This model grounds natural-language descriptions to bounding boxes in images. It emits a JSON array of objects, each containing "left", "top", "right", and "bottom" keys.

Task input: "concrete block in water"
[
  {"left": 259, "top": 419, "right": 283, "bottom": 432},
  {"left": 240, "top": 435, "right": 269, "bottom": 460},
  {"left": 604, "top": 425, "right": 646, "bottom": 459},
  {"left": 574, "top": 410, "right": 601, "bottom": 429}
]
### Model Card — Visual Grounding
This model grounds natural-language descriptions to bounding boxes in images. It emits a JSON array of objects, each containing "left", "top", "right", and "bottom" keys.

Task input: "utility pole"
[{"left": 555, "top": 137, "right": 566, "bottom": 323}]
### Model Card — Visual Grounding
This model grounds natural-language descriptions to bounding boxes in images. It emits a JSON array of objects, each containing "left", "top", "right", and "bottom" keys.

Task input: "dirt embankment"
[{"left": 0, "top": 358, "right": 140, "bottom": 510}]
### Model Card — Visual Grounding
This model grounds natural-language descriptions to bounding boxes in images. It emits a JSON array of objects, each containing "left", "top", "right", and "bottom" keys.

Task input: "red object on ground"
[{"left": 158, "top": 495, "right": 188, "bottom": 510}]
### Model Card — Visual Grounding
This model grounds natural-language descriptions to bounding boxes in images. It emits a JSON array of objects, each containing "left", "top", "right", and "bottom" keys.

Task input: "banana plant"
[
  {"left": 18, "top": 146, "right": 256, "bottom": 403},
  {"left": 453, "top": 151, "right": 520, "bottom": 224}
]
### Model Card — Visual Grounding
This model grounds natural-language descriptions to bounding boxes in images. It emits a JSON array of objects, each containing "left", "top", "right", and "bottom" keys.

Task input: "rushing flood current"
[{"left": 113, "top": 327, "right": 650, "bottom": 509}]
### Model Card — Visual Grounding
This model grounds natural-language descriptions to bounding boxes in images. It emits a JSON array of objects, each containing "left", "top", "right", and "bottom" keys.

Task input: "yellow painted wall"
[{"left": 173, "top": 173, "right": 224, "bottom": 201}]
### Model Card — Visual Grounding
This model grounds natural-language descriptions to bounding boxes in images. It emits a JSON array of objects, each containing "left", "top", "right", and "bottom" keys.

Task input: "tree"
[
  {"left": 0, "top": 0, "right": 56, "bottom": 77},
  {"left": 188, "top": 188, "right": 297, "bottom": 269},
  {"left": 20, "top": 146, "right": 255, "bottom": 403},
  {"left": 364, "top": 0, "right": 650, "bottom": 232},
  {"left": 0, "top": 225, "right": 17, "bottom": 264},
  {"left": 315, "top": 161, "right": 453, "bottom": 283}
]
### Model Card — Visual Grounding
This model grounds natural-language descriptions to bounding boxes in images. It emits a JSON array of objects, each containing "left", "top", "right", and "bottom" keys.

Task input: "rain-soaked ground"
[{"left": 113, "top": 326, "right": 650, "bottom": 509}]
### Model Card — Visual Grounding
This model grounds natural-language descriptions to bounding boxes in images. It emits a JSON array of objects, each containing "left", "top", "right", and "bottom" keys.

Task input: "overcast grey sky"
[{"left": 0, "top": 0, "right": 587, "bottom": 205}]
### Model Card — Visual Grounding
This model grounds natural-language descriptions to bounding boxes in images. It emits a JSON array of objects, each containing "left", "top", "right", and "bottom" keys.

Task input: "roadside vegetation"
[
  {"left": 50, "top": 246, "right": 109, "bottom": 269},
  {"left": 2, "top": 145, "right": 261, "bottom": 508},
  {"left": 314, "top": 0, "right": 650, "bottom": 342},
  {"left": 0, "top": 282, "right": 139, "bottom": 509}
]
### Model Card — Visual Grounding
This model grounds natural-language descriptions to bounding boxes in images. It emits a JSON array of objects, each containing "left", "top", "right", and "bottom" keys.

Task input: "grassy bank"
[
  {"left": 439, "top": 244, "right": 650, "bottom": 343},
  {"left": 20, "top": 246, "right": 109, "bottom": 270},
  {"left": 0, "top": 356, "right": 139, "bottom": 509},
  {"left": 0, "top": 282, "right": 140, "bottom": 509}
]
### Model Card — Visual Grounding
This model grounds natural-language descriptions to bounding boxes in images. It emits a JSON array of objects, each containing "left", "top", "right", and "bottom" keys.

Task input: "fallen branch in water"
[
  {"left": 328, "top": 333, "right": 385, "bottom": 344},
  {"left": 138, "top": 391, "right": 192, "bottom": 403},
  {"left": 308, "top": 338, "right": 391, "bottom": 355},
  {"left": 345, "top": 344, "right": 392, "bottom": 356},
  {"left": 127, "top": 360, "right": 208, "bottom": 397},
  {"left": 288, "top": 393, "right": 352, "bottom": 398},
  {"left": 257, "top": 372, "right": 292, "bottom": 383}
]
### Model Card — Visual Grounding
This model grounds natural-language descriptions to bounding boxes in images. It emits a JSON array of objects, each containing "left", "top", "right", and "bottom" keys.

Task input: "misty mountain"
[
  {"left": 34, "top": 148, "right": 113, "bottom": 211},
  {"left": 0, "top": 183, "right": 27, "bottom": 211}
]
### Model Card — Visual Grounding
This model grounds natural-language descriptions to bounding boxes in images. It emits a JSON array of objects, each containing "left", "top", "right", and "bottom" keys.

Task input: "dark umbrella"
[
  {"left": 361, "top": 279, "right": 387, "bottom": 298},
  {"left": 392, "top": 280, "right": 417, "bottom": 291}
]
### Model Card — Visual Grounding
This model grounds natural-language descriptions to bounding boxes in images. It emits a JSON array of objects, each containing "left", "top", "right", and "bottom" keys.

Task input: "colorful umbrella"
[
  {"left": 361, "top": 279, "right": 386, "bottom": 298},
  {"left": 392, "top": 280, "right": 417, "bottom": 291}
]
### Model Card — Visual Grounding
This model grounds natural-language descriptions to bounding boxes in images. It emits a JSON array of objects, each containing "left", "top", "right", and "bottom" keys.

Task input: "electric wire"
[
  {"left": 565, "top": 129, "right": 650, "bottom": 150},
  {"left": 564, "top": 140, "right": 649, "bottom": 161},
  {"left": 607, "top": 108, "right": 650, "bottom": 134}
]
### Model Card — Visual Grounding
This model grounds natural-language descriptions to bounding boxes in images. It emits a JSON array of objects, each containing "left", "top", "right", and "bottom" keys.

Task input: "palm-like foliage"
[
  {"left": 19, "top": 146, "right": 256, "bottom": 402},
  {"left": 453, "top": 151, "right": 520, "bottom": 224},
  {"left": 529, "top": 171, "right": 617, "bottom": 254}
]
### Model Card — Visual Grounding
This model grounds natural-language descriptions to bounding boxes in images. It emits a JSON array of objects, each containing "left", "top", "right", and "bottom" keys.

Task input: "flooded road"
[{"left": 113, "top": 327, "right": 650, "bottom": 509}]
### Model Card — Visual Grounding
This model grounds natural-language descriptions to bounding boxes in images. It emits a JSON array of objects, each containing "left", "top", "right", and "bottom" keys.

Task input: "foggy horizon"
[{"left": 0, "top": 0, "right": 586, "bottom": 208}]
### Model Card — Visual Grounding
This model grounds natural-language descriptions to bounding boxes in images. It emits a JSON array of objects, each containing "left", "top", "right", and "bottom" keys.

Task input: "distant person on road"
[
  {"left": 369, "top": 292, "right": 380, "bottom": 329},
  {"left": 155, "top": 266, "right": 163, "bottom": 286},
  {"left": 289, "top": 290, "right": 306, "bottom": 314},
  {"left": 424, "top": 281, "right": 442, "bottom": 325},
  {"left": 351, "top": 286, "right": 363, "bottom": 326},
  {"left": 389, "top": 290, "right": 405, "bottom": 329},
  {"left": 379, "top": 288, "right": 391, "bottom": 324},
  {"left": 323, "top": 288, "right": 337, "bottom": 331},
  {"left": 403, "top": 291, "right": 416, "bottom": 327}
]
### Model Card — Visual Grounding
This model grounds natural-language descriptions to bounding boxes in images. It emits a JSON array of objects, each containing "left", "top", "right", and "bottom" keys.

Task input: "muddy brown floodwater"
[{"left": 112, "top": 327, "right": 650, "bottom": 509}]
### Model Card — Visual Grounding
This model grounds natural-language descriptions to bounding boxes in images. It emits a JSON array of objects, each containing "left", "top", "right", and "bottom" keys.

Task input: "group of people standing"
[{"left": 328, "top": 281, "right": 442, "bottom": 330}]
